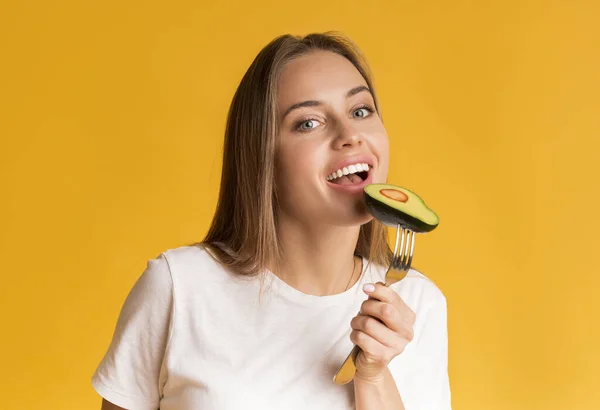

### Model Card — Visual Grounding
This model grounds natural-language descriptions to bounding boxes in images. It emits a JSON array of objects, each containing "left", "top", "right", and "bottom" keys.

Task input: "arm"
[
  {"left": 354, "top": 367, "right": 405, "bottom": 410},
  {"left": 351, "top": 282, "right": 451, "bottom": 409},
  {"left": 350, "top": 282, "right": 414, "bottom": 409}
]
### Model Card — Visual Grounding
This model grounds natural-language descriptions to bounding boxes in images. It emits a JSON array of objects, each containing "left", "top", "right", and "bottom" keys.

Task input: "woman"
[{"left": 92, "top": 32, "right": 451, "bottom": 410}]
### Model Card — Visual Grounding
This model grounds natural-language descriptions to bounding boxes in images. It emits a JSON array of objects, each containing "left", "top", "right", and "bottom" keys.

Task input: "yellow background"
[{"left": 1, "top": 1, "right": 599, "bottom": 409}]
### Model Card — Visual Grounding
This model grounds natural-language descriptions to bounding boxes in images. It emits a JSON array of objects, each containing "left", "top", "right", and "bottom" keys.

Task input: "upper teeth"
[{"left": 326, "top": 163, "right": 370, "bottom": 181}]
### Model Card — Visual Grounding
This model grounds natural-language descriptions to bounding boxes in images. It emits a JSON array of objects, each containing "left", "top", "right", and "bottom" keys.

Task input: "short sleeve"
[
  {"left": 391, "top": 293, "right": 452, "bottom": 410},
  {"left": 91, "top": 253, "right": 174, "bottom": 410}
]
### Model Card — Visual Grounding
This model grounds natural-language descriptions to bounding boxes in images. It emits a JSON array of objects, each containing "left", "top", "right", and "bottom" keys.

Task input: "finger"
[
  {"left": 359, "top": 299, "right": 414, "bottom": 337},
  {"left": 351, "top": 313, "right": 412, "bottom": 351},
  {"left": 363, "top": 282, "right": 416, "bottom": 324},
  {"left": 362, "top": 282, "right": 400, "bottom": 305},
  {"left": 350, "top": 329, "right": 396, "bottom": 365}
]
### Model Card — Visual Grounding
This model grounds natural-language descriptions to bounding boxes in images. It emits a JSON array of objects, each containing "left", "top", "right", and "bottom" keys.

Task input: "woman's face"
[{"left": 275, "top": 50, "right": 390, "bottom": 227}]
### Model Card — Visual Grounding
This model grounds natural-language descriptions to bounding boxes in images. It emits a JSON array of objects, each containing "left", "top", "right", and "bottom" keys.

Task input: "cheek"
[
  {"left": 379, "top": 138, "right": 390, "bottom": 171},
  {"left": 276, "top": 140, "right": 322, "bottom": 194},
  {"left": 370, "top": 130, "right": 390, "bottom": 180},
  {"left": 278, "top": 144, "right": 311, "bottom": 178}
]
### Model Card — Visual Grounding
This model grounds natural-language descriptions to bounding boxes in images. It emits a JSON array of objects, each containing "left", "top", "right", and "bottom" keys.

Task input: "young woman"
[{"left": 92, "top": 32, "right": 451, "bottom": 410}]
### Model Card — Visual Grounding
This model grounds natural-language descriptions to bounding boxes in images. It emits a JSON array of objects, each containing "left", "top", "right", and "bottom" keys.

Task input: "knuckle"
[
  {"left": 350, "top": 330, "right": 360, "bottom": 344},
  {"left": 364, "top": 316, "right": 379, "bottom": 333},
  {"left": 381, "top": 303, "right": 394, "bottom": 319},
  {"left": 402, "top": 309, "right": 416, "bottom": 325},
  {"left": 409, "top": 309, "right": 417, "bottom": 323},
  {"left": 361, "top": 316, "right": 373, "bottom": 332},
  {"left": 393, "top": 342, "right": 406, "bottom": 355},
  {"left": 356, "top": 331, "right": 369, "bottom": 344},
  {"left": 394, "top": 335, "right": 408, "bottom": 351},
  {"left": 405, "top": 327, "right": 415, "bottom": 341}
]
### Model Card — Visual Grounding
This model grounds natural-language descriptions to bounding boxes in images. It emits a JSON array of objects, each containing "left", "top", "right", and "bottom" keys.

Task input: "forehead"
[{"left": 277, "top": 50, "right": 368, "bottom": 108}]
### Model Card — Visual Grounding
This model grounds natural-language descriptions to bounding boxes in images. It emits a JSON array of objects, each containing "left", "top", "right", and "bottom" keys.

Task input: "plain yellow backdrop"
[{"left": 1, "top": 0, "right": 599, "bottom": 409}]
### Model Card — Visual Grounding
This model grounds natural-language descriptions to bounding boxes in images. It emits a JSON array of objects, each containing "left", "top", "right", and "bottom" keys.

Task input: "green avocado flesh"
[{"left": 363, "top": 183, "right": 439, "bottom": 233}]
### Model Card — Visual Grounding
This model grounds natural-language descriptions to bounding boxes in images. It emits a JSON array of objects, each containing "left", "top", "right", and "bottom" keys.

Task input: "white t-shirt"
[{"left": 92, "top": 245, "right": 451, "bottom": 410}]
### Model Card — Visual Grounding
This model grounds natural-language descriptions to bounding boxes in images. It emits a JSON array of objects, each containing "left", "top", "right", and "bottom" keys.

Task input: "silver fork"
[{"left": 333, "top": 223, "right": 415, "bottom": 385}]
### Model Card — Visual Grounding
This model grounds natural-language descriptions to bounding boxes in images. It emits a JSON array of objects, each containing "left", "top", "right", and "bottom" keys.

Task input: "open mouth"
[{"left": 326, "top": 163, "right": 370, "bottom": 185}]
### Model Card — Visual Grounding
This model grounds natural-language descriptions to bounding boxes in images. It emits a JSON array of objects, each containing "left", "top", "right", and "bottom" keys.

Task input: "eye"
[
  {"left": 296, "top": 118, "right": 322, "bottom": 132},
  {"left": 352, "top": 105, "right": 375, "bottom": 118}
]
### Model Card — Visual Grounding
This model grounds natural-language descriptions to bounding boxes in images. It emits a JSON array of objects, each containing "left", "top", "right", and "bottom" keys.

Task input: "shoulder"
[
  {"left": 150, "top": 244, "right": 225, "bottom": 276},
  {"left": 151, "top": 244, "right": 238, "bottom": 294},
  {"left": 129, "top": 245, "right": 223, "bottom": 294},
  {"left": 160, "top": 244, "right": 216, "bottom": 267}
]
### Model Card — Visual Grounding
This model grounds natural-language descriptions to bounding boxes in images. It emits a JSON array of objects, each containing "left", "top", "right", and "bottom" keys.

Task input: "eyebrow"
[{"left": 282, "top": 85, "right": 372, "bottom": 119}]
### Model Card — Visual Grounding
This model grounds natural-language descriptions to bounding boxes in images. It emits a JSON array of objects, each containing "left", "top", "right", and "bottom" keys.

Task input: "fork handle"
[
  {"left": 333, "top": 344, "right": 361, "bottom": 385},
  {"left": 332, "top": 289, "right": 390, "bottom": 385}
]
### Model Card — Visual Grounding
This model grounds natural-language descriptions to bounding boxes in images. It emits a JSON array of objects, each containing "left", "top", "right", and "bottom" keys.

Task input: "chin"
[
  {"left": 325, "top": 200, "right": 374, "bottom": 227},
  {"left": 355, "top": 206, "right": 375, "bottom": 226}
]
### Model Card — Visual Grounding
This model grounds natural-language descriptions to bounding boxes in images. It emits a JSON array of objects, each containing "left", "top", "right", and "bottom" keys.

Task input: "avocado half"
[{"left": 364, "top": 183, "right": 439, "bottom": 233}]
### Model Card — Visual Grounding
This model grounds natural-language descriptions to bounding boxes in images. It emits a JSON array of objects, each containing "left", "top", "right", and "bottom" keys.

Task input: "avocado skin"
[{"left": 364, "top": 192, "right": 438, "bottom": 233}]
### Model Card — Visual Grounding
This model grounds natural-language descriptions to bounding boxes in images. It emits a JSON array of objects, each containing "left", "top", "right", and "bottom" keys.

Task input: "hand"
[{"left": 350, "top": 282, "right": 416, "bottom": 383}]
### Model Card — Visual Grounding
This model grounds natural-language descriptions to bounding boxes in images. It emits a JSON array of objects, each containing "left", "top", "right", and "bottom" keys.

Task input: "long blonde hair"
[{"left": 194, "top": 32, "right": 392, "bottom": 276}]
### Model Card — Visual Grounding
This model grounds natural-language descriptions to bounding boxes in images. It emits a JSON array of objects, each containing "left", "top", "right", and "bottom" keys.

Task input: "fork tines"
[{"left": 391, "top": 224, "right": 415, "bottom": 271}]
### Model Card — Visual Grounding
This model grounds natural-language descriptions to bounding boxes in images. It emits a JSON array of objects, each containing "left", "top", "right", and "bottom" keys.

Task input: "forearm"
[{"left": 354, "top": 367, "right": 405, "bottom": 410}]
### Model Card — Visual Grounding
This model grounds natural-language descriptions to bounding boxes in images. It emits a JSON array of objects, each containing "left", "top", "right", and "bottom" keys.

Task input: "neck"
[{"left": 271, "top": 215, "right": 362, "bottom": 296}]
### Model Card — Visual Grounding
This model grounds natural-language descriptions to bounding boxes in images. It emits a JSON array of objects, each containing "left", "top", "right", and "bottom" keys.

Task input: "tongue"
[{"left": 332, "top": 174, "right": 362, "bottom": 185}]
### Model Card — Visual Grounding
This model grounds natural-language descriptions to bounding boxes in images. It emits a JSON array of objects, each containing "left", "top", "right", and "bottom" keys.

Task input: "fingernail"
[{"left": 363, "top": 283, "right": 375, "bottom": 293}]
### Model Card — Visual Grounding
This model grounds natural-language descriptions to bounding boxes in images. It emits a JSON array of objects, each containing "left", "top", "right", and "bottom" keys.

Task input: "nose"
[{"left": 332, "top": 119, "right": 363, "bottom": 150}]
